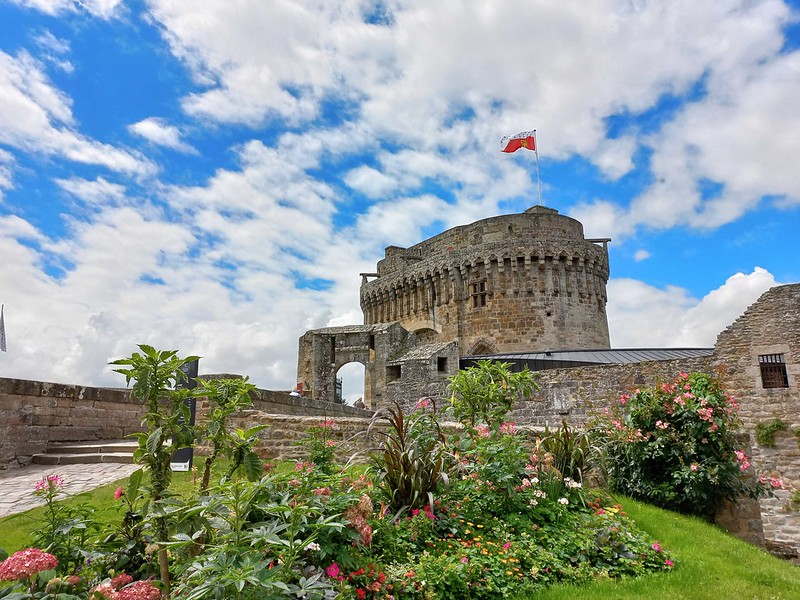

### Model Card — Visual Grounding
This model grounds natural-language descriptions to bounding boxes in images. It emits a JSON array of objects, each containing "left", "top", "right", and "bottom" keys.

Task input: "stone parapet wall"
[
  {"left": 512, "top": 356, "right": 715, "bottom": 427},
  {"left": 0, "top": 377, "right": 145, "bottom": 470},
  {"left": 198, "top": 412, "right": 386, "bottom": 464}
]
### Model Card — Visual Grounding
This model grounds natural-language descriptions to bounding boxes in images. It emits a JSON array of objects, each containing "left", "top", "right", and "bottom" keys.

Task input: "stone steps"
[{"left": 32, "top": 440, "right": 137, "bottom": 465}]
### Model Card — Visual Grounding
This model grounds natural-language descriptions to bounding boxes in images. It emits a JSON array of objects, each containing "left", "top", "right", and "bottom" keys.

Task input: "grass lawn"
[
  {"left": 538, "top": 498, "right": 800, "bottom": 600},
  {"left": 2, "top": 472, "right": 799, "bottom": 599}
]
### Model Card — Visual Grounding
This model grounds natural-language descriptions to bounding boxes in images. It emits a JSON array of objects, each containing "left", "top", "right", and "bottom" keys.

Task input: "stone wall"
[
  {"left": 0, "top": 375, "right": 373, "bottom": 470},
  {"left": 0, "top": 377, "right": 144, "bottom": 470},
  {"left": 712, "top": 284, "right": 800, "bottom": 554},
  {"left": 512, "top": 356, "right": 714, "bottom": 427},
  {"left": 360, "top": 206, "right": 611, "bottom": 355},
  {"left": 202, "top": 412, "right": 384, "bottom": 464}
]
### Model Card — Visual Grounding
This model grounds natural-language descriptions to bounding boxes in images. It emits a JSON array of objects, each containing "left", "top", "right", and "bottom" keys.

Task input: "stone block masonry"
[{"left": 0, "top": 377, "right": 145, "bottom": 470}]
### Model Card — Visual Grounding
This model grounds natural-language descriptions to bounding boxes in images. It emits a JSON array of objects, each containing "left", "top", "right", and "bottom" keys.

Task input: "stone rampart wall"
[
  {"left": 0, "top": 377, "right": 144, "bottom": 469},
  {"left": 0, "top": 376, "right": 373, "bottom": 470}
]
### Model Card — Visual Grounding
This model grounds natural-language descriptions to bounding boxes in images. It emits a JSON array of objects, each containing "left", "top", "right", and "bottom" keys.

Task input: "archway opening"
[{"left": 336, "top": 362, "right": 366, "bottom": 406}]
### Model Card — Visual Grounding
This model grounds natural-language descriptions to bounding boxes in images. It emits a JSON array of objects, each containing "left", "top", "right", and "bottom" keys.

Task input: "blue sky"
[{"left": 0, "top": 0, "right": 798, "bottom": 400}]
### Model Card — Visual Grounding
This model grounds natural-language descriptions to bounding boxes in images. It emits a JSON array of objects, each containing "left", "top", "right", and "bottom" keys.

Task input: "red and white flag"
[{"left": 501, "top": 131, "right": 536, "bottom": 153}]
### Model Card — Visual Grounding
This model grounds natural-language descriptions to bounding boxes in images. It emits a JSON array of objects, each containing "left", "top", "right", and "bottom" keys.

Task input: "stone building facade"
[
  {"left": 712, "top": 284, "right": 800, "bottom": 554},
  {"left": 359, "top": 205, "right": 611, "bottom": 355}
]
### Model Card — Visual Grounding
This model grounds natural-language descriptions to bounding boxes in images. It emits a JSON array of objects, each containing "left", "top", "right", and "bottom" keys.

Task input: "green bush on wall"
[{"left": 755, "top": 418, "right": 789, "bottom": 448}]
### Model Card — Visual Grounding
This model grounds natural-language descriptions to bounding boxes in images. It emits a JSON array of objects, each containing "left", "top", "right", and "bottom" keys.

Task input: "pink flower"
[
  {"left": 325, "top": 440, "right": 336, "bottom": 447},
  {"left": 500, "top": 421, "right": 517, "bottom": 435},
  {"left": 502, "top": 542, "right": 511, "bottom": 550},
  {"left": 655, "top": 420, "right": 669, "bottom": 430},
  {"left": 770, "top": 477, "right": 785, "bottom": 489},
  {"left": 111, "top": 573, "right": 134, "bottom": 590},
  {"left": 326, "top": 563, "right": 340, "bottom": 578},
  {"left": 34, "top": 474, "right": 64, "bottom": 494},
  {"left": 475, "top": 424, "right": 491, "bottom": 437},
  {"left": 0, "top": 548, "right": 59, "bottom": 581},
  {"left": 116, "top": 580, "right": 162, "bottom": 600},
  {"left": 415, "top": 397, "right": 432, "bottom": 410},
  {"left": 618, "top": 393, "right": 630, "bottom": 405},
  {"left": 319, "top": 419, "right": 336, "bottom": 429},
  {"left": 313, "top": 487, "right": 332, "bottom": 496},
  {"left": 665, "top": 558, "right": 674, "bottom": 567},
  {"left": 460, "top": 556, "right": 468, "bottom": 563},
  {"left": 690, "top": 463, "right": 699, "bottom": 472},
  {"left": 114, "top": 487, "right": 125, "bottom": 501},
  {"left": 91, "top": 582, "right": 119, "bottom": 599},
  {"left": 651, "top": 542, "right": 662, "bottom": 553}
]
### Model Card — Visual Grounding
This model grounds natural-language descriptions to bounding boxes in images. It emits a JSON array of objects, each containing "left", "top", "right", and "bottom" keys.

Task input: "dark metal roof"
[{"left": 462, "top": 348, "right": 714, "bottom": 372}]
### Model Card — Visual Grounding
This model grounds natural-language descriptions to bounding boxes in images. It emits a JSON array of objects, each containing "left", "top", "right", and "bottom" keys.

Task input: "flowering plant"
[
  {"left": 302, "top": 418, "right": 339, "bottom": 474},
  {"left": 592, "top": 372, "right": 778, "bottom": 519}
]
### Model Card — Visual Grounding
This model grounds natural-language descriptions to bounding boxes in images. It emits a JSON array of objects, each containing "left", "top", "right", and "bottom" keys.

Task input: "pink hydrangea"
[
  {"left": 91, "top": 582, "right": 119, "bottom": 599},
  {"left": 111, "top": 573, "right": 134, "bottom": 590},
  {"left": 116, "top": 580, "right": 162, "bottom": 600},
  {"left": 0, "top": 548, "right": 58, "bottom": 581}
]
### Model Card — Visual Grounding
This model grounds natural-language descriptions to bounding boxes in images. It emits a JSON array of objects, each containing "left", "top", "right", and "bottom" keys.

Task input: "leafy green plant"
[
  {"left": 110, "top": 344, "right": 200, "bottom": 594},
  {"left": 30, "top": 474, "right": 98, "bottom": 576},
  {"left": 448, "top": 360, "right": 538, "bottom": 428},
  {"left": 195, "top": 377, "right": 257, "bottom": 492},
  {"left": 591, "top": 371, "right": 777, "bottom": 520},
  {"left": 368, "top": 399, "right": 448, "bottom": 512},
  {"left": 755, "top": 418, "right": 789, "bottom": 447},
  {"left": 539, "top": 420, "right": 591, "bottom": 483},
  {"left": 302, "top": 419, "right": 339, "bottom": 475}
]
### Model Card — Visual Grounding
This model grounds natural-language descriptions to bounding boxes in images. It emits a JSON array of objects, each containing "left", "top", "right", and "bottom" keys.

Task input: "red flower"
[
  {"left": 356, "top": 588, "right": 367, "bottom": 599},
  {"left": 0, "top": 548, "right": 58, "bottom": 581}
]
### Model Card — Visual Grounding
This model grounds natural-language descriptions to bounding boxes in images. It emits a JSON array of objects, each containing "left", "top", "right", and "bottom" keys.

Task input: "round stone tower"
[{"left": 359, "top": 206, "right": 611, "bottom": 355}]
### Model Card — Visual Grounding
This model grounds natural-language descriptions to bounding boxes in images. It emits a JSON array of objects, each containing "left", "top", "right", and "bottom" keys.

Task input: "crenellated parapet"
[{"left": 360, "top": 206, "right": 611, "bottom": 355}]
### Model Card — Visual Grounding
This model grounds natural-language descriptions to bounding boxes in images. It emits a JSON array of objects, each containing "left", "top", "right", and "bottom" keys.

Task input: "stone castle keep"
[
  {"left": 298, "top": 206, "right": 613, "bottom": 407},
  {"left": 360, "top": 205, "right": 611, "bottom": 355}
]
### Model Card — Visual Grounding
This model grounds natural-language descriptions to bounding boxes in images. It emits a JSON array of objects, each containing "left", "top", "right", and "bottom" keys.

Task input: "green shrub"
[
  {"left": 754, "top": 418, "right": 789, "bottom": 448},
  {"left": 591, "top": 372, "right": 776, "bottom": 519},
  {"left": 448, "top": 360, "right": 538, "bottom": 428}
]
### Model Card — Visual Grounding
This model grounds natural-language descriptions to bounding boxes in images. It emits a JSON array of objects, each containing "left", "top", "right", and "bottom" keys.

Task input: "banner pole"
[{"left": 534, "top": 130, "right": 542, "bottom": 205}]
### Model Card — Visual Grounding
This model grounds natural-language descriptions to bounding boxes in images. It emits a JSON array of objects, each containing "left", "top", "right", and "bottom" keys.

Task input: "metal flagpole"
[{"left": 533, "top": 130, "right": 542, "bottom": 206}]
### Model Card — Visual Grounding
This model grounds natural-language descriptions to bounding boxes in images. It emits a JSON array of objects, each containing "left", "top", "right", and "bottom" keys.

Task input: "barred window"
[
  {"left": 471, "top": 281, "right": 487, "bottom": 308},
  {"left": 759, "top": 354, "right": 789, "bottom": 389}
]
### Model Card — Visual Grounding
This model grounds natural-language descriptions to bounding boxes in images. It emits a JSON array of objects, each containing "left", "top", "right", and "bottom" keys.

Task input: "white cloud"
[
  {"left": 128, "top": 117, "right": 196, "bottom": 153},
  {"left": 0, "top": 50, "right": 153, "bottom": 176},
  {"left": 633, "top": 249, "right": 651, "bottom": 262},
  {"left": 607, "top": 267, "right": 778, "bottom": 348},
  {"left": 9, "top": 0, "right": 124, "bottom": 18},
  {"left": 55, "top": 176, "right": 127, "bottom": 206}
]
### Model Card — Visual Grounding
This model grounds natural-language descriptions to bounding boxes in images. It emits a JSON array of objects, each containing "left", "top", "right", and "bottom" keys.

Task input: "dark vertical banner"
[{"left": 170, "top": 358, "right": 199, "bottom": 471}]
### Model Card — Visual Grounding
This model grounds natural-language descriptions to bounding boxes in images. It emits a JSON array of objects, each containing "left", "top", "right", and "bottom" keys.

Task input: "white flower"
[
  {"left": 304, "top": 542, "right": 321, "bottom": 552},
  {"left": 529, "top": 499, "right": 538, "bottom": 507},
  {"left": 558, "top": 497, "right": 569, "bottom": 505}
]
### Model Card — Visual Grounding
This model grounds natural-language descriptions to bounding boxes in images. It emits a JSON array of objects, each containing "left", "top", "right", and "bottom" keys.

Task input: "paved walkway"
[{"left": 0, "top": 463, "right": 139, "bottom": 518}]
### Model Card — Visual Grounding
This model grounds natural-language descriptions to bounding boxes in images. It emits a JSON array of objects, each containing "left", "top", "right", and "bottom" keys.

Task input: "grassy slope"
[{"left": 537, "top": 498, "right": 800, "bottom": 600}]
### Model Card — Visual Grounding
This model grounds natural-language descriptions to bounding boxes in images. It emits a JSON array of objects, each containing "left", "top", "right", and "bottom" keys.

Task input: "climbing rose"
[{"left": 0, "top": 548, "right": 58, "bottom": 581}]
